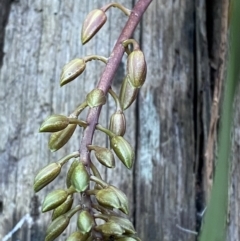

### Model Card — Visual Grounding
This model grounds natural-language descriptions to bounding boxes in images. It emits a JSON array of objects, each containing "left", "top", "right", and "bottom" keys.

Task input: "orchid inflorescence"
[{"left": 34, "top": 2, "right": 147, "bottom": 241}]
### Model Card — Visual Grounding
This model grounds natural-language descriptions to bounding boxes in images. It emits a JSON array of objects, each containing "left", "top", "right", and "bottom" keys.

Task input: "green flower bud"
[
  {"left": 119, "top": 76, "right": 139, "bottom": 110},
  {"left": 89, "top": 145, "right": 115, "bottom": 168},
  {"left": 86, "top": 88, "right": 106, "bottom": 108},
  {"left": 81, "top": 9, "right": 107, "bottom": 44},
  {"left": 39, "top": 115, "right": 69, "bottom": 132},
  {"left": 45, "top": 215, "right": 70, "bottom": 241},
  {"left": 107, "top": 216, "right": 135, "bottom": 234},
  {"left": 42, "top": 189, "right": 69, "bottom": 213},
  {"left": 34, "top": 162, "right": 61, "bottom": 192},
  {"left": 77, "top": 210, "right": 94, "bottom": 234},
  {"left": 108, "top": 186, "right": 129, "bottom": 215},
  {"left": 110, "top": 136, "right": 134, "bottom": 169},
  {"left": 45, "top": 206, "right": 81, "bottom": 241},
  {"left": 96, "top": 186, "right": 129, "bottom": 214},
  {"left": 60, "top": 58, "right": 86, "bottom": 86},
  {"left": 71, "top": 162, "right": 89, "bottom": 192},
  {"left": 109, "top": 111, "right": 126, "bottom": 136},
  {"left": 48, "top": 124, "right": 77, "bottom": 152},
  {"left": 66, "top": 231, "right": 89, "bottom": 241},
  {"left": 127, "top": 49, "right": 147, "bottom": 88},
  {"left": 116, "top": 237, "right": 140, "bottom": 241},
  {"left": 52, "top": 195, "right": 74, "bottom": 220},
  {"left": 95, "top": 221, "right": 124, "bottom": 237},
  {"left": 96, "top": 187, "right": 120, "bottom": 210},
  {"left": 66, "top": 159, "right": 79, "bottom": 188}
]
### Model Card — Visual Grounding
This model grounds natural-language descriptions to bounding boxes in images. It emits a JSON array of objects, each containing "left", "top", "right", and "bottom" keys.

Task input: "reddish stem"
[
  {"left": 80, "top": 0, "right": 152, "bottom": 165},
  {"left": 80, "top": 0, "right": 152, "bottom": 238}
]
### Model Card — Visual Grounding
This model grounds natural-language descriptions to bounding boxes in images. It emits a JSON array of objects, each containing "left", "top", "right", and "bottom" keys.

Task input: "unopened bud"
[
  {"left": 42, "top": 189, "right": 68, "bottom": 213},
  {"left": 95, "top": 221, "right": 124, "bottom": 237},
  {"left": 52, "top": 195, "right": 74, "bottom": 220},
  {"left": 110, "top": 136, "right": 134, "bottom": 169},
  {"left": 86, "top": 88, "right": 106, "bottom": 108},
  {"left": 108, "top": 186, "right": 129, "bottom": 214},
  {"left": 66, "top": 159, "right": 79, "bottom": 188},
  {"left": 34, "top": 162, "right": 61, "bottom": 192},
  {"left": 96, "top": 187, "right": 120, "bottom": 210},
  {"left": 48, "top": 124, "right": 77, "bottom": 152},
  {"left": 89, "top": 145, "right": 115, "bottom": 168},
  {"left": 108, "top": 216, "right": 135, "bottom": 234},
  {"left": 116, "top": 237, "right": 140, "bottom": 241},
  {"left": 45, "top": 215, "right": 70, "bottom": 241},
  {"left": 96, "top": 186, "right": 129, "bottom": 214},
  {"left": 127, "top": 49, "right": 147, "bottom": 88},
  {"left": 39, "top": 115, "right": 69, "bottom": 132},
  {"left": 66, "top": 231, "right": 89, "bottom": 241},
  {"left": 81, "top": 9, "right": 107, "bottom": 44},
  {"left": 71, "top": 162, "right": 89, "bottom": 192},
  {"left": 45, "top": 206, "right": 81, "bottom": 241},
  {"left": 77, "top": 210, "right": 94, "bottom": 234},
  {"left": 60, "top": 59, "right": 86, "bottom": 86},
  {"left": 119, "top": 76, "right": 139, "bottom": 110},
  {"left": 109, "top": 111, "right": 126, "bottom": 136}
]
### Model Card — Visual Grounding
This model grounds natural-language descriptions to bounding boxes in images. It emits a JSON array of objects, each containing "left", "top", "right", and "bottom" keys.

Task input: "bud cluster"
[{"left": 34, "top": 2, "right": 147, "bottom": 241}]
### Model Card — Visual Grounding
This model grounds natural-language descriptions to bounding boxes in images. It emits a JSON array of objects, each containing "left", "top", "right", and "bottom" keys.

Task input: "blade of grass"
[{"left": 198, "top": 0, "right": 240, "bottom": 240}]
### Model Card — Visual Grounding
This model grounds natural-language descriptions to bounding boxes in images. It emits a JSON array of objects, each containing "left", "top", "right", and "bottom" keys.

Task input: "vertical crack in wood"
[{"left": 0, "top": 0, "right": 12, "bottom": 67}]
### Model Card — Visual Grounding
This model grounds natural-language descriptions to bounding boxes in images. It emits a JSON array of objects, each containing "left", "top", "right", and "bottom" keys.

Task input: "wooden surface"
[{"left": 0, "top": 0, "right": 237, "bottom": 241}]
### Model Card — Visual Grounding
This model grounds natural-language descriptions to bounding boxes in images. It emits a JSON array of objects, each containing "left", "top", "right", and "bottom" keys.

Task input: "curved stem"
[
  {"left": 84, "top": 55, "right": 108, "bottom": 64},
  {"left": 108, "top": 88, "right": 122, "bottom": 111},
  {"left": 101, "top": 2, "right": 131, "bottom": 16},
  {"left": 58, "top": 151, "right": 80, "bottom": 166},
  {"left": 67, "top": 185, "right": 77, "bottom": 195},
  {"left": 122, "top": 38, "right": 140, "bottom": 50},
  {"left": 90, "top": 162, "right": 102, "bottom": 180},
  {"left": 94, "top": 213, "right": 108, "bottom": 221},
  {"left": 90, "top": 175, "right": 108, "bottom": 188},
  {"left": 68, "top": 118, "right": 88, "bottom": 128},
  {"left": 95, "top": 124, "right": 115, "bottom": 138},
  {"left": 72, "top": 101, "right": 88, "bottom": 117}
]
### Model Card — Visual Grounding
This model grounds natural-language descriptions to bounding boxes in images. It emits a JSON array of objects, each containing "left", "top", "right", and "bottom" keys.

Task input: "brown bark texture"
[{"left": 0, "top": 0, "right": 236, "bottom": 241}]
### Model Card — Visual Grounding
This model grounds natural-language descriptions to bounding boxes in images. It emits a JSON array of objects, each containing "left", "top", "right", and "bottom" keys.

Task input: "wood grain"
[{"left": 0, "top": 0, "right": 236, "bottom": 241}]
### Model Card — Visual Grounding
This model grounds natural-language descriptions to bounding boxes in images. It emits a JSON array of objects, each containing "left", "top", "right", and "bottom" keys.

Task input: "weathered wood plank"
[{"left": 135, "top": 1, "right": 196, "bottom": 240}]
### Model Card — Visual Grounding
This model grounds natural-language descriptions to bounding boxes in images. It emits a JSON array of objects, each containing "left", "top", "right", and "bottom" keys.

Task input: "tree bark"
[{"left": 0, "top": 0, "right": 237, "bottom": 241}]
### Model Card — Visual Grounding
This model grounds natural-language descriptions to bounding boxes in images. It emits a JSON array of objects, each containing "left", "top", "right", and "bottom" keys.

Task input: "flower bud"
[
  {"left": 52, "top": 195, "right": 73, "bottom": 220},
  {"left": 48, "top": 124, "right": 77, "bottom": 152},
  {"left": 86, "top": 88, "right": 106, "bottom": 108},
  {"left": 110, "top": 136, "right": 134, "bottom": 169},
  {"left": 96, "top": 187, "right": 120, "bottom": 210},
  {"left": 127, "top": 49, "right": 147, "bottom": 88},
  {"left": 119, "top": 76, "right": 139, "bottom": 110},
  {"left": 81, "top": 9, "right": 107, "bottom": 44},
  {"left": 34, "top": 162, "right": 61, "bottom": 192},
  {"left": 108, "top": 216, "right": 135, "bottom": 234},
  {"left": 45, "top": 215, "right": 70, "bottom": 241},
  {"left": 89, "top": 145, "right": 115, "bottom": 168},
  {"left": 71, "top": 162, "right": 89, "bottom": 192},
  {"left": 66, "top": 231, "right": 89, "bottom": 241},
  {"left": 42, "top": 189, "right": 68, "bottom": 213},
  {"left": 109, "top": 111, "right": 126, "bottom": 136},
  {"left": 95, "top": 221, "right": 124, "bottom": 237},
  {"left": 45, "top": 206, "right": 81, "bottom": 241},
  {"left": 96, "top": 186, "right": 129, "bottom": 214},
  {"left": 60, "top": 58, "right": 86, "bottom": 86},
  {"left": 108, "top": 186, "right": 129, "bottom": 214},
  {"left": 39, "top": 115, "right": 69, "bottom": 132},
  {"left": 66, "top": 159, "right": 79, "bottom": 188},
  {"left": 77, "top": 210, "right": 94, "bottom": 234},
  {"left": 116, "top": 237, "right": 140, "bottom": 241}
]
